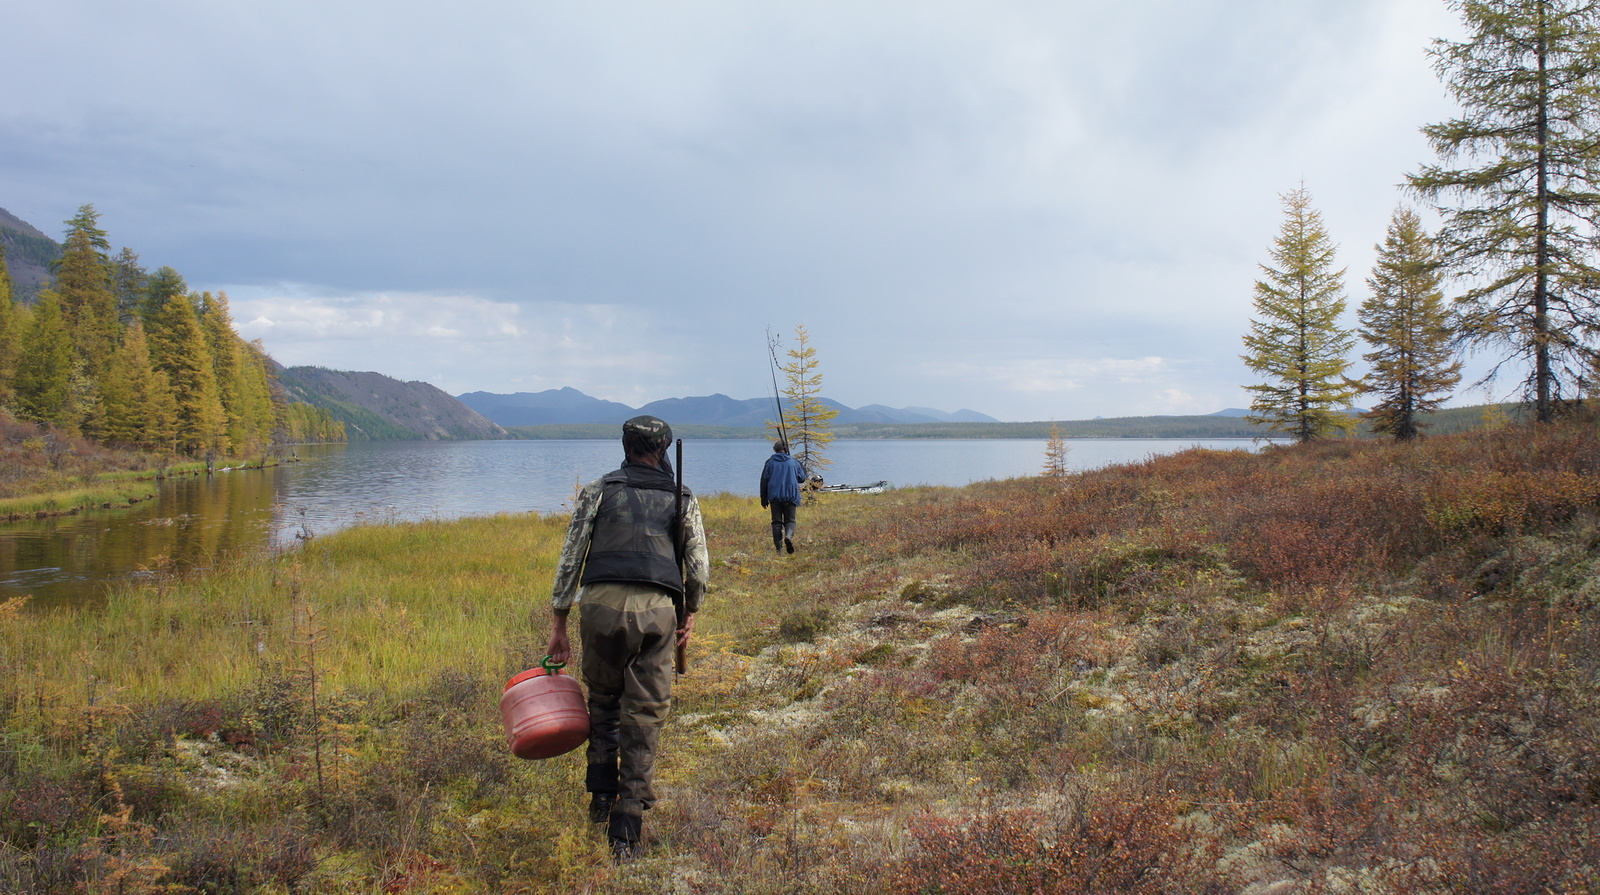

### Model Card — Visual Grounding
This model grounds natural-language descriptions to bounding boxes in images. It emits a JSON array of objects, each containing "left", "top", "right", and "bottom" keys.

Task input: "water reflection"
[{"left": 0, "top": 467, "right": 287, "bottom": 609}]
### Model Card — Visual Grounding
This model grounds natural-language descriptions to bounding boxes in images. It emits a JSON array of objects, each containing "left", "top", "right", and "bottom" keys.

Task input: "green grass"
[
  {"left": 0, "top": 459, "right": 267, "bottom": 519},
  {"left": 0, "top": 481, "right": 159, "bottom": 519},
  {"left": 4, "top": 512, "right": 562, "bottom": 700}
]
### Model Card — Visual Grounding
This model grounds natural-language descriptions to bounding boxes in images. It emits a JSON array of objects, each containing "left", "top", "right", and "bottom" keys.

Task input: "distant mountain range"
[
  {"left": 269, "top": 372, "right": 1000, "bottom": 441},
  {"left": 456, "top": 388, "right": 1000, "bottom": 428},
  {"left": 256, "top": 367, "right": 1451, "bottom": 442}
]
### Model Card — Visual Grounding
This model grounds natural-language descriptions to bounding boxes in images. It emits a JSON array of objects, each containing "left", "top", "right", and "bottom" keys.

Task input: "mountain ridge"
[
  {"left": 279, "top": 366, "right": 506, "bottom": 441},
  {"left": 457, "top": 388, "right": 999, "bottom": 428}
]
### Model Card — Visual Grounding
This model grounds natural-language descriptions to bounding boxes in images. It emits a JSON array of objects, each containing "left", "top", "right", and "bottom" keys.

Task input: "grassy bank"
[
  {"left": 0, "top": 418, "right": 170, "bottom": 517},
  {"left": 0, "top": 461, "right": 252, "bottom": 520},
  {"left": 0, "top": 415, "right": 293, "bottom": 519},
  {"left": 3, "top": 420, "right": 1600, "bottom": 892}
]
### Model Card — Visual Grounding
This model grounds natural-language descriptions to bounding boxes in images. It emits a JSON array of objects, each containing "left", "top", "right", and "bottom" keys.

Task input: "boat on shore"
[{"left": 815, "top": 480, "right": 890, "bottom": 495}]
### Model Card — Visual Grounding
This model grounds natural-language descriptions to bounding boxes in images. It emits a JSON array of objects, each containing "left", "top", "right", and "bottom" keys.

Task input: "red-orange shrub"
[{"left": 884, "top": 793, "right": 1213, "bottom": 895}]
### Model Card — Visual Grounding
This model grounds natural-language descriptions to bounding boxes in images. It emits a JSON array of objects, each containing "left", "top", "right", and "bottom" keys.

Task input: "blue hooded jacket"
[{"left": 760, "top": 451, "right": 807, "bottom": 506}]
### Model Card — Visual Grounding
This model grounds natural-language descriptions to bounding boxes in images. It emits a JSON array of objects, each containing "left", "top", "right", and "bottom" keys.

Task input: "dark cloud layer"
[{"left": 3, "top": 1, "right": 1472, "bottom": 420}]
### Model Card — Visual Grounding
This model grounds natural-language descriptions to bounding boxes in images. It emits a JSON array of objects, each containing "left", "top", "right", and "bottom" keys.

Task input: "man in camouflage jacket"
[{"left": 545, "top": 415, "right": 709, "bottom": 859}]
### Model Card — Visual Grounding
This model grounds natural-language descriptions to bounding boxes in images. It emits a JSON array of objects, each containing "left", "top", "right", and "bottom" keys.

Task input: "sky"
[{"left": 2, "top": 0, "right": 1492, "bottom": 422}]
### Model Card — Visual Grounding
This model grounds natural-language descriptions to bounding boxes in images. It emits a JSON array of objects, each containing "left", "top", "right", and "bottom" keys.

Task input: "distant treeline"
[
  {"left": 280, "top": 403, "right": 348, "bottom": 444},
  {"left": 0, "top": 204, "right": 344, "bottom": 457},
  {"left": 505, "top": 404, "right": 1525, "bottom": 441}
]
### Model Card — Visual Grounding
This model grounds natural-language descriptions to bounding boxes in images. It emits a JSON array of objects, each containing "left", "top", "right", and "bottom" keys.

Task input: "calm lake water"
[{"left": 1, "top": 437, "right": 1263, "bottom": 608}]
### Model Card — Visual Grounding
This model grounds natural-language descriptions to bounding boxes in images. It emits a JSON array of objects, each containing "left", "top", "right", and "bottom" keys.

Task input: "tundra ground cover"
[{"left": 2, "top": 421, "right": 1599, "bottom": 893}]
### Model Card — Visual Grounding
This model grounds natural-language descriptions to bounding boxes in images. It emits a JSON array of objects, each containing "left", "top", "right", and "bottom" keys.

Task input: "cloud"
[
  {"left": 228, "top": 286, "right": 692, "bottom": 404},
  {"left": 1, "top": 0, "right": 1488, "bottom": 421}
]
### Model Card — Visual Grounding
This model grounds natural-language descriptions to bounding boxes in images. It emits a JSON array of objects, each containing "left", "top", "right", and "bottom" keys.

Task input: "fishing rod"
[{"left": 766, "top": 328, "right": 790, "bottom": 450}]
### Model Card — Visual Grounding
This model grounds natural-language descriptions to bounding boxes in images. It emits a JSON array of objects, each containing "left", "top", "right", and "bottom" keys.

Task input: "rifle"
[{"left": 673, "top": 438, "right": 689, "bottom": 675}]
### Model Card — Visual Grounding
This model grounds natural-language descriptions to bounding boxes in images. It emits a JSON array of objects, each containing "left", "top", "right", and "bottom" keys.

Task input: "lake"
[{"left": 0, "top": 437, "right": 1264, "bottom": 608}]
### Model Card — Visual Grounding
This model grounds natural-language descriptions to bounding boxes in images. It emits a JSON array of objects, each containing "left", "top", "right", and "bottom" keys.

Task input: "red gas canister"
[{"left": 500, "top": 657, "right": 589, "bottom": 760}]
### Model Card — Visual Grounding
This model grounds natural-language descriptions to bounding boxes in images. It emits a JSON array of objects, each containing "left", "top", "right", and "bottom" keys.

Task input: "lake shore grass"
[
  {"left": 0, "top": 478, "right": 160, "bottom": 520},
  {"left": 3, "top": 419, "right": 1600, "bottom": 893},
  {"left": 0, "top": 461, "right": 243, "bottom": 520}
]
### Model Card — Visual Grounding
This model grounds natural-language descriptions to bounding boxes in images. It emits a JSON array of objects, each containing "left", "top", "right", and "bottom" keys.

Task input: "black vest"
[{"left": 579, "top": 462, "right": 686, "bottom": 596}]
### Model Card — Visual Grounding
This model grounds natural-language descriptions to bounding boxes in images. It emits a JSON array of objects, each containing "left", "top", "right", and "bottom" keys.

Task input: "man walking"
[
  {"left": 760, "top": 440, "right": 807, "bottom": 554},
  {"left": 545, "top": 415, "right": 709, "bottom": 860}
]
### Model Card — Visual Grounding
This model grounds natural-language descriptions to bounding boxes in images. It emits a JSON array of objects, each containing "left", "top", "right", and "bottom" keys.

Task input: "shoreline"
[{"left": 0, "top": 456, "right": 293, "bottom": 521}]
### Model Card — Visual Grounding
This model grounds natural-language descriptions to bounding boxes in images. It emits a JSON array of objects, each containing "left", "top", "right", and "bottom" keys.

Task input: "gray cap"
[{"left": 622, "top": 414, "right": 672, "bottom": 446}]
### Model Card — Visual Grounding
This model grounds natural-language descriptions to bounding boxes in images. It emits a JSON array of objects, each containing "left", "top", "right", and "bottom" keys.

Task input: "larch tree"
[
  {"left": 1408, "top": 0, "right": 1600, "bottom": 422},
  {"left": 237, "top": 339, "right": 282, "bottom": 454},
  {"left": 148, "top": 291, "right": 227, "bottom": 456},
  {"left": 1241, "top": 185, "right": 1358, "bottom": 443},
  {"left": 111, "top": 247, "right": 148, "bottom": 325},
  {"left": 100, "top": 319, "right": 178, "bottom": 451},
  {"left": 199, "top": 292, "right": 243, "bottom": 440},
  {"left": 53, "top": 207, "right": 120, "bottom": 378},
  {"left": 63, "top": 203, "right": 110, "bottom": 254},
  {"left": 200, "top": 291, "right": 277, "bottom": 454},
  {"left": 778, "top": 325, "right": 838, "bottom": 478},
  {"left": 139, "top": 266, "right": 188, "bottom": 326},
  {"left": 12, "top": 292, "right": 77, "bottom": 430},
  {"left": 0, "top": 244, "right": 17, "bottom": 405},
  {"left": 1042, "top": 423, "right": 1071, "bottom": 479},
  {"left": 1359, "top": 207, "right": 1463, "bottom": 440}
]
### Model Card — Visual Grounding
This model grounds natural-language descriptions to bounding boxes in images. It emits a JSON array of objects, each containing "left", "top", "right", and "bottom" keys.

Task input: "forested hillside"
[
  {"left": 279, "top": 366, "right": 506, "bottom": 441},
  {"left": 0, "top": 208, "right": 58, "bottom": 304},
  {"left": 0, "top": 204, "right": 343, "bottom": 458}
]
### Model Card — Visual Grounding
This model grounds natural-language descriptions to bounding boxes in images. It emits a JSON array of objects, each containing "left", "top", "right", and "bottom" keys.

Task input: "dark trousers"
[
  {"left": 579, "top": 583, "right": 676, "bottom": 821},
  {"left": 769, "top": 501, "right": 798, "bottom": 548}
]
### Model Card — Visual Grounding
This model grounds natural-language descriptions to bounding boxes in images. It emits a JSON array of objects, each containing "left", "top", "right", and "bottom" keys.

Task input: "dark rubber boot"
[{"left": 608, "top": 811, "right": 643, "bottom": 862}]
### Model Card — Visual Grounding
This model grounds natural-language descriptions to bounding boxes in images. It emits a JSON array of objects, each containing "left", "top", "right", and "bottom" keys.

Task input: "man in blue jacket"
[{"left": 760, "top": 440, "right": 807, "bottom": 554}]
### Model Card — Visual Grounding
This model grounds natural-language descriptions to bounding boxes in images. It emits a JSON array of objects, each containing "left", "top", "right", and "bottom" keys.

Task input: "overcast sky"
[{"left": 3, "top": 1, "right": 1491, "bottom": 422}]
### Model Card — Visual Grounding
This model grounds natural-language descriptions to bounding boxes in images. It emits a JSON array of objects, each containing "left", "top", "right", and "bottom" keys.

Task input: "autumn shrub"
[
  {"left": 776, "top": 606, "right": 832, "bottom": 643},
  {"left": 0, "top": 771, "right": 95, "bottom": 850},
  {"left": 841, "top": 422, "right": 1600, "bottom": 603},
  {"left": 0, "top": 842, "right": 81, "bottom": 895},
  {"left": 231, "top": 660, "right": 309, "bottom": 751},
  {"left": 159, "top": 814, "right": 317, "bottom": 895},
  {"left": 879, "top": 790, "right": 1215, "bottom": 895},
  {"left": 0, "top": 413, "right": 170, "bottom": 501},
  {"left": 1423, "top": 822, "right": 1600, "bottom": 895},
  {"left": 397, "top": 671, "right": 513, "bottom": 794}
]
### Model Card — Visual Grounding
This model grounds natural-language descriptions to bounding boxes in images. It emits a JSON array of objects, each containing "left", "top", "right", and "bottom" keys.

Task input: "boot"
[
  {"left": 608, "top": 811, "right": 644, "bottom": 862},
  {"left": 584, "top": 761, "right": 619, "bottom": 825}
]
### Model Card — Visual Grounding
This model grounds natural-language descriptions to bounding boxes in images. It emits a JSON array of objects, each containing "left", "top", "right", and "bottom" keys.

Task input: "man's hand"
[
  {"left": 676, "top": 611, "right": 696, "bottom": 649},
  {"left": 546, "top": 612, "right": 571, "bottom": 665}
]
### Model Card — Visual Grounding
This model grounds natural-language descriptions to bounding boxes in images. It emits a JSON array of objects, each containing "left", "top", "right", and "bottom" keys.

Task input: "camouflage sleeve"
[
  {"left": 550, "top": 478, "right": 604, "bottom": 613},
  {"left": 682, "top": 494, "right": 710, "bottom": 614}
]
